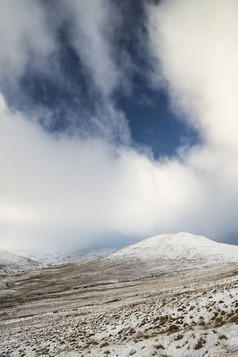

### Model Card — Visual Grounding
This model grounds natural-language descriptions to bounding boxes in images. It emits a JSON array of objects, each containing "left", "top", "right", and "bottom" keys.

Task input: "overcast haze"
[{"left": 0, "top": 0, "right": 238, "bottom": 252}]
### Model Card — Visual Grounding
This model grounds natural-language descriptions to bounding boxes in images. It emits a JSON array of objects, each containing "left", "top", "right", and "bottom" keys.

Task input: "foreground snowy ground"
[
  {"left": 0, "top": 233, "right": 238, "bottom": 356},
  {"left": 0, "top": 262, "right": 238, "bottom": 356}
]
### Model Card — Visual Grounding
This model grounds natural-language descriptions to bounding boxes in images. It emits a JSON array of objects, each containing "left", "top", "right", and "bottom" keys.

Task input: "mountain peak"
[{"left": 108, "top": 232, "right": 238, "bottom": 263}]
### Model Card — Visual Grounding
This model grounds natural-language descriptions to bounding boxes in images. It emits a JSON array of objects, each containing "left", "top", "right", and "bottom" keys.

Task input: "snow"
[
  {"left": 0, "top": 246, "right": 116, "bottom": 275},
  {"left": 1, "top": 232, "right": 237, "bottom": 275},
  {"left": 108, "top": 232, "right": 238, "bottom": 263},
  {"left": 1, "top": 232, "right": 238, "bottom": 356},
  {"left": 0, "top": 250, "right": 43, "bottom": 275}
]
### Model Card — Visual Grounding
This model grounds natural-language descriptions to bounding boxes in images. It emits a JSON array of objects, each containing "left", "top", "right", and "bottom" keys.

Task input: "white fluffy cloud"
[
  {"left": 1, "top": 89, "right": 238, "bottom": 251},
  {"left": 146, "top": 0, "right": 238, "bottom": 239},
  {"left": 0, "top": 95, "right": 205, "bottom": 251},
  {"left": 148, "top": 0, "right": 238, "bottom": 152}
]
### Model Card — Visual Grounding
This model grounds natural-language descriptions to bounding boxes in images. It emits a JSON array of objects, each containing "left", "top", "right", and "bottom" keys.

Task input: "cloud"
[
  {"left": 2, "top": 90, "right": 238, "bottom": 251},
  {"left": 0, "top": 0, "right": 132, "bottom": 145},
  {"left": 147, "top": 0, "right": 238, "bottom": 150},
  {"left": 145, "top": 0, "right": 238, "bottom": 243},
  {"left": 1, "top": 0, "right": 238, "bottom": 252},
  {"left": 59, "top": 0, "right": 121, "bottom": 97},
  {"left": 0, "top": 0, "right": 56, "bottom": 84},
  {"left": 0, "top": 92, "right": 205, "bottom": 251}
]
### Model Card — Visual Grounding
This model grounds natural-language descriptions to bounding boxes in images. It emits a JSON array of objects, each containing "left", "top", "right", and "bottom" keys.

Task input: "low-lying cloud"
[
  {"left": 1, "top": 92, "right": 238, "bottom": 251},
  {"left": 0, "top": 96, "right": 203, "bottom": 250}
]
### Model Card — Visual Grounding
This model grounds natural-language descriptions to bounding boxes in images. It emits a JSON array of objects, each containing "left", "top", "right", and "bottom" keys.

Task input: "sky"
[{"left": 1, "top": 0, "right": 238, "bottom": 252}]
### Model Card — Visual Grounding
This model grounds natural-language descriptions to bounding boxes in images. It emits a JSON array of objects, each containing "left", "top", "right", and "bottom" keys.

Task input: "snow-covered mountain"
[
  {"left": 107, "top": 232, "right": 238, "bottom": 273},
  {"left": 0, "top": 246, "right": 115, "bottom": 275},
  {"left": 1, "top": 232, "right": 237, "bottom": 275},
  {"left": 0, "top": 250, "right": 43, "bottom": 275}
]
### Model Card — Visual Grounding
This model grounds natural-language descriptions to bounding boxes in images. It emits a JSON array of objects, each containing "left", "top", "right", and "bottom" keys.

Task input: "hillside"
[
  {"left": 109, "top": 232, "right": 238, "bottom": 262},
  {"left": 0, "top": 246, "right": 115, "bottom": 275},
  {"left": 1, "top": 232, "right": 238, "bottom": 356}
]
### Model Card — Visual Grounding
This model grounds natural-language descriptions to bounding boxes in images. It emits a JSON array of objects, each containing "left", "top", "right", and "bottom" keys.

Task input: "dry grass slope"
[{"left": 0, "top": 257, "right": 238, "bottom": 356}]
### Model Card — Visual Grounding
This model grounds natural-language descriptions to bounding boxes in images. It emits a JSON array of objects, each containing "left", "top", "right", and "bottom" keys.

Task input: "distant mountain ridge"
[
  {"left": 0, "top": 246, "right": 115, "bottom": 275},
  {"left": 1, "top": 232, "right": 238, "bottom": 276}
]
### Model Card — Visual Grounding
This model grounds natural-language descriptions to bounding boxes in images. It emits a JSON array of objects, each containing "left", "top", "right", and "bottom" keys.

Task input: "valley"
[{"left": 0, "top": 233, "right": 238, "bottom": 356}]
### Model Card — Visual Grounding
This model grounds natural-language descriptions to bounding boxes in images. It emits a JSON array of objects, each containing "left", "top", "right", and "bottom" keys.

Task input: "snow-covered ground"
[
  {"left": 1, "top": 262, "right": 238, "bottom": 356},
  {"left": 0, "top": 232, "right": 238, "bottom": 356},
  {"left": 0, "top": 246, "right": 115, "bottom": 275}
]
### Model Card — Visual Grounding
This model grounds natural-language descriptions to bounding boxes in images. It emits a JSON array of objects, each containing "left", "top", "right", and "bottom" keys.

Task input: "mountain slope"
[
  {"left": 0, "top": 250, "right": 43, "bottom": 275},
  {"left": 1, "top": 232, "right": 237, "bottom": 276},
  {"left": 109, "top": 232, "right": 238, "bottom": 262},
  {"left": 106, "top": 232, "right": 238, "bottom": 276},
  {"left": 0, "top": 247, "right": 115, "bottom": 275},
  {"left": 1, "top": 233, "right": 238, "bottom": 357}
]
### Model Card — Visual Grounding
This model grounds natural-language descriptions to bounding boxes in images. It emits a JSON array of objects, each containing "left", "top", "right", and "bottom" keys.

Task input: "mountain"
[
  {"left": 109, "top": 232, "right": 238, "bottom": 262},
  {"left": 0, "top": 246, "right": 115, "bottom": 275},
  {"left": 105, "top": 232, "right": 238, "bottom": 277},
  {"left": 0, "top": 250, "right": 43, "bottom": 275},
  {"left": 1, "top": 232, "right": 237, "bottom": 276}
]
